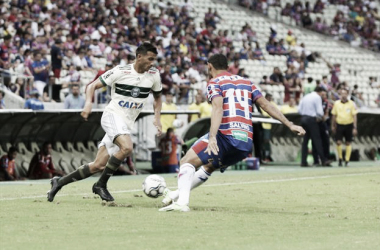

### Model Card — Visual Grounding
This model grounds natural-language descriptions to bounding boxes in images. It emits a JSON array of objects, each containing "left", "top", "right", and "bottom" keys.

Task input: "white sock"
[
  {"left": 176, "top": 163, "right": 195, "bottom": 206},
  {"left": 169, "top": 166, "right": 211, "bottom": 201}
]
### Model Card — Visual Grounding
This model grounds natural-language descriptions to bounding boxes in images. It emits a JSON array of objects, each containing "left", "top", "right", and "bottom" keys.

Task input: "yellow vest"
[
  {"left": 331, "top": 100, "right": 357, "bottom": 125},
  {"left": 161, "top": 102, "right": 177, "bottom": 132},
  {"left": 280, "top": 105, "right": 298, "bottom": 114},
  {"left": 200, "top": 102, "right": 212, "bottom": 118},
  {"left": 261, "top": 101, "right": 278, "bottom": 130},
  {"left": 188, "top": 103, "right": 202, "bottom": 122}
]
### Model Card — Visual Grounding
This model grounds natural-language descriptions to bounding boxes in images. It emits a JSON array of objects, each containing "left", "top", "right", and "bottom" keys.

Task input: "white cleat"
[
  {"left": 161, "top": 188, "right": 173, "bottom": 206},
  {"left": 158, "top": 202, "right": 190, "bottom": 212}
]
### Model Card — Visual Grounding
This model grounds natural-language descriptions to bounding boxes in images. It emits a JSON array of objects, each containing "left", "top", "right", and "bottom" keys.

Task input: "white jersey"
[{"left": 99, "top": 63, "right": 162, "bottom": 129}]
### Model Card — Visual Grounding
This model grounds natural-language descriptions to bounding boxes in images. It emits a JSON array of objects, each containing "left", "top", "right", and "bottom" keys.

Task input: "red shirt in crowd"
[
  {"left": 0, "top": 154, "right": 16, "bottom": 180},
  {"left": 160, "top": 135, "right": 180, "bottom": 166},
  {"left": 27, "top": 152, "right": 56, "bottom": 179}
]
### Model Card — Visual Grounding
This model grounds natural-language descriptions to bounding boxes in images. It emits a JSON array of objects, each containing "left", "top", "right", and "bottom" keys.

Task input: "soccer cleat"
[
  {"left": 161, "top": 188, "right": 173, "bottom": 206},
  {"left": 338, "top": 159, "right": 343, "bottom": 167},
  {"left": 345, "top": 161, "right": 349, "bottom": 167},
  {"left": 47, "top": 176, "right": 62, "bottom": 202},
  {"left": 158, "top": 202, "right": 190, "bottom": 212},
  {"left": 92, "top": 183, "right": 114, "bottom": 201}
]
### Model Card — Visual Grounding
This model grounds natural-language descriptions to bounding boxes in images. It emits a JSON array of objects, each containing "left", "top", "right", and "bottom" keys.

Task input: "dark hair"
[
  {"left": 8, "top": 146, "right": 17, "bottom": 154},
  {"left": 136, "top": 42, "right": 158, "bottom": 56},
  {"left": 207, "top": 54, "right": 228, "bottom": 70},
  {"left": 314, "top": 86, "right": 326, "bottom": 92},
  {"left": 4, "top": 34, "right": 12, "bottom": 40},
  {"left": 166, "top": 128, "right": 174, "bottom": 139},
  {"left": 307, "top": 77, "right": 313, "bottom": 83}
]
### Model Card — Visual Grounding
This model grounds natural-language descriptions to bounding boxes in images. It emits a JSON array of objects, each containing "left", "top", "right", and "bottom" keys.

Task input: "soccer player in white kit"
[{"left": 47, "top": 42, "right": 163, "bottom": 202}]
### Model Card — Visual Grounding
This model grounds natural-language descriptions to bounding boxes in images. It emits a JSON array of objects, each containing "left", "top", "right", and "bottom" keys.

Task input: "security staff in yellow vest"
[{"left": 331, "top": 88, "right": 358, "bottom": 167}]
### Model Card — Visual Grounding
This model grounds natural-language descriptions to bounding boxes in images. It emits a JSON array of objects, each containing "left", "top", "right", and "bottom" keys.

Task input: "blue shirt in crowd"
[{"left": 24, "top": 98, "right": 44, "bottom": 110}]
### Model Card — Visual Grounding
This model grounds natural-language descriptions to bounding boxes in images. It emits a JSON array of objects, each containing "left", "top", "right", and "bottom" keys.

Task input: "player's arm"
[
  {"left": 256, "top": 96, "right": 305, "bottom": 136},
  {"left": 81, "top": 78, "right": 104, "bottom": 120},
  {"left": 205, "top": 96, "right": 223, "bottom": 155},
  {"left": 153, "top": 91, "right": 163, "bottom": 136}
]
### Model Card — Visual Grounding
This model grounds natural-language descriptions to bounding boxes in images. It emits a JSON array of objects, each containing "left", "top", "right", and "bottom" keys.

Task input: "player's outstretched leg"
[
  {"left": 162, "top": 166, "right": 212, "bottom": 206},
  {"left": 47, "top": 164, "right": 92, "bottom": 202},
  {"left": 47, "top": 146, "right": 109, "bottom": 202}
]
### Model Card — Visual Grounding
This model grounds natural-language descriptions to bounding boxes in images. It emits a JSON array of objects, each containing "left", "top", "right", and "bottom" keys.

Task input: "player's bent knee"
[{"left": 118, "top": 145, "right": 132, "bottom": 157}]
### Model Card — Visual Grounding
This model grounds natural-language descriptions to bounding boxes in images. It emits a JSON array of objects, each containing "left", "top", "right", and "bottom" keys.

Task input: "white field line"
[{"left": 0, "top": 172, "right": 378, "bottom": 201}]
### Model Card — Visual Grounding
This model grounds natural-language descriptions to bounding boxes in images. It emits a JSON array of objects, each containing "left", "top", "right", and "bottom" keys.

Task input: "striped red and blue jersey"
[{"left": 207, "top": 72, "right": 262, "bottom": 146}]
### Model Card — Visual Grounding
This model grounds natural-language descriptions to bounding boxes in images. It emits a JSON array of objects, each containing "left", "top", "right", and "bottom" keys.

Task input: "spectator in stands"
[
  {"left": 284, "top": 77, "right": 302, "bottom": 103},
  {"left": 161, "top": 64, "right": 177, "bottom": 96},
  {"left": 313, "top": 0, "right": 325, "bottom": 14},
  {"left": 238, "top": 68, "right": 249, "bottom": 78},
  {"left": 298, "top": 87, "right": 331, "bottom": 167},
  {"left": 228, "top": 60, "right": 240, "bottom": 75},
  {"left": 0, "top": 146, "right": 18, "bottom": 181},
  {"left": 259, "top": 75, "right": 270, "bottom": 85},
  {"left": 43, "top": 73, "right": 68, "bottom": 103},
  {"left": 188, "top": 94, "right": 203, "bottom": 123},
  {"left": 50, "top": 39, "right": 63, "bottom": 78},
  {"left": 64, "top": 84, "right": 85, "bottom": 109},
  {"left": 301, "top": 12, "right": 313, "bottom": 28},
  {"left": 161, "top": 92, "right": 178, "bottom": 133},
  {"left": 280, "top": 97, "right": 298, "bottom": 114},
  {"left": 274, "top": 39, "right": 288, "bottom": 56},
  {"left": 0, "top": 35, "right": 13, "bottom": 87},
  {"left": 266, "top": 37, "right": 276, "bottom": 55},
  {"left": 331, "top": 88, "right": 358, "bottom": 167},
  {"left": 159, "top": 127, "right": 182, "bottom": 173},
  {"left": 252, "top": 42, "right": 265, "bottom": 62},
  {"left": 31, "top": 51, "right": 49, "bottom": 96},
  {"left": 0, "top": 90, "right": 5, "bottom": 109},
  {"left": 281, "top": 3, "right": 292, "bottom": 16},
  {"left": 369, "top": 77, "right": 379, "bottom": 88},
  {"left": 0, "top": 34, "right": 12, "bottom": 69},
  {"left": 322, "top": 57, "right": 341, "bottom": 88},
  {"left": 321, "top": 75, "right": 331, "bottom": 90},
  {"left": 24, "top": 90, "right": 44, "bottom": 110},
  {"left": 62, "top": 63, "right": 81, "bottom": 85},
  {"left": 304, "top": 77, "right": 316, "bottom": 95},
  {"left": 285, "top": 30, "right": 297, "bottom": 47},
  {"left": 269, "top": 67, "right": 284, "bottom": 85},
  {"left": 27, "top": 142, "right": 65, "bottom": 179}
]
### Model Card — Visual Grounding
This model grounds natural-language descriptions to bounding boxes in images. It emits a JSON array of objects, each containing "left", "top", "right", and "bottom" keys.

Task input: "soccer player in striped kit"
[{"left": 160, "top": 54, "right": 305, "bottom": 212}]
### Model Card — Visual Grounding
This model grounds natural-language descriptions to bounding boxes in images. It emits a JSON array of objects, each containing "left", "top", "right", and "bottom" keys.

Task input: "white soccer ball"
[
  {"left": 142, "top": 174, "right": 167, "bottom": 198},
  {"left": 172, "top": 119, "right": 184, "bottom": 128}
]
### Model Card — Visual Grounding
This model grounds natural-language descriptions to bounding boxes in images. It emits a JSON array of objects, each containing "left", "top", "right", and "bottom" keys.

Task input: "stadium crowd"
[
  {"left": 240, "top": 0, "right": 380, "bottom": 52},
  {"left": 0, "top": 0, "right": 378, "bottom": 110}
]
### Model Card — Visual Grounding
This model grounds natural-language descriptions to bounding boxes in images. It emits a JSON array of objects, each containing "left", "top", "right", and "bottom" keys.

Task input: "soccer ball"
[
  {"left": 172, "top": 119, "right": 184, "bottom": 128},
  {"left": 142, "top": 174, "right": 167, "bottom": 198}
]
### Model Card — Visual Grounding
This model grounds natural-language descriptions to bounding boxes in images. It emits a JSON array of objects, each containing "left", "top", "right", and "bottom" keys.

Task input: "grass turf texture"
[{"left": 1, "top": 162, "right": 379, "bottom": 250}]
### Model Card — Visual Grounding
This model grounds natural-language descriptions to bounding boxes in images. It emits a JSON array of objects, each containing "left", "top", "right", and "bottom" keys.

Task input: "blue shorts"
[{"left": 192, "top": 132, "right": 252, "bottom": 172}]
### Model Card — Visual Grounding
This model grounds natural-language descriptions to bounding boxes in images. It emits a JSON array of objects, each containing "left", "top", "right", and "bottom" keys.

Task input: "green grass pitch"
[{"left": 1, "top": 162, "right": 379, "bottom": 250}]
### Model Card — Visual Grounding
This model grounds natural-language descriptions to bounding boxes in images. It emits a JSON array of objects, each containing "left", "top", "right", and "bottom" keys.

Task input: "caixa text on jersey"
[{"left": 118, "top": 101, "right": 144, "bottom": 109}]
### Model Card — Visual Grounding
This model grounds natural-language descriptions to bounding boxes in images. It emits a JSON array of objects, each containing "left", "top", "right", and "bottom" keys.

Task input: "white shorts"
[
  {"left": 100, "top": 111, "right": 131, "bottom": 155},
  {"left": 101, "top": 111, "right": 131, "bottom": 142},
  {"left": 98, "top": 135, "right": 120, "bottom": 156}
]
